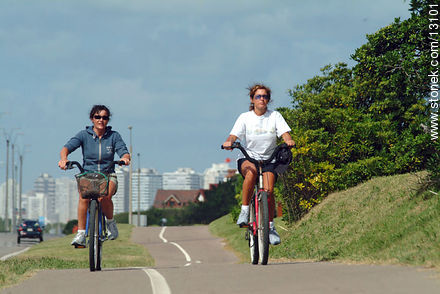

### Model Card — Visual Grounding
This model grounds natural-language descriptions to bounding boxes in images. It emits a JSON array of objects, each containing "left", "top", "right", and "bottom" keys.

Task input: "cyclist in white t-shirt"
[{"left": 223, "top": 84, "right": 295, "bottom": 245}]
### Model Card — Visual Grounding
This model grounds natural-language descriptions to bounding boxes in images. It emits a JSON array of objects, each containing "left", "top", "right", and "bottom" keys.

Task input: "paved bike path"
[
  {"left": 2, "top": 226, "right": 439, "bottom": 293},
  {"left": 133, "top": 226, "right": 440, "bottom": 294}
]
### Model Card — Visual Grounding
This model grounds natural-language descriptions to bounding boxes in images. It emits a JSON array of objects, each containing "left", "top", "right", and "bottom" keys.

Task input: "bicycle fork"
[{"left": 85, "top": 202, "right": 107, "bottom": 242}]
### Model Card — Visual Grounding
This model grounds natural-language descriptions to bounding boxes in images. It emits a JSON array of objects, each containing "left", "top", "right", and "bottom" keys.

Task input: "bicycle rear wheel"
[
  {"left": 249, "top": 198, "right": 259, "bottom": 264},
  {"left": 88, "top": 200, "right": 100, "bottom": 272},
  {"left": 257, "top": 191, "right": 269, "bottom": 265}
]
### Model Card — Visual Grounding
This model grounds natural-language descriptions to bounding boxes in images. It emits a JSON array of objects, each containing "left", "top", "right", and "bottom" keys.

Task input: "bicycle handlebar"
[
  {"left": 221, "top": 142, "right": 289, "bottom": 166},
  {"left": 66, "top": 161, "right": 126, "bottom": 173}
]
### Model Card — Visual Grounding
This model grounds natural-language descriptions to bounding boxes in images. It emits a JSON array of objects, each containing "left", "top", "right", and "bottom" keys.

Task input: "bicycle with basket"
[{"left": 66, "top": 160, "right": 124, "bottom": 271}]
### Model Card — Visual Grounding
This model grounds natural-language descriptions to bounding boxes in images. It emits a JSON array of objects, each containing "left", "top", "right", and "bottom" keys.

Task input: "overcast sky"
[{"left": 0, "top": 0, "right": 411, "bottom": 191}]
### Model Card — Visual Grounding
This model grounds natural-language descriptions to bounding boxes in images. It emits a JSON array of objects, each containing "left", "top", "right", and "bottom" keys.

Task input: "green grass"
[
  {"left": 0, "top": 224, "right": 153, "bottom": 289},
  {"left": 210, "top": 172, "right": 440, "bottom": 268},
  {"left": 209, "top": 214, "right": 249, "bottom": 262}
]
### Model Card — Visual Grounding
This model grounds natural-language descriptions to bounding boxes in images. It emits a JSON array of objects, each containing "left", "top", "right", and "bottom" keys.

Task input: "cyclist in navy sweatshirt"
[{"left": 59, "top": 105, "right": 130, "bottom": 247}]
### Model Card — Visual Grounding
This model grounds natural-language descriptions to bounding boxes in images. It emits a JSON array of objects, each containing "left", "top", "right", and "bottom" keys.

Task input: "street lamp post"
[
  {"left": 128, "top": 126, "right": 133, "bottom": 225},
  {"left": 137, "top": 153, "right": 140, "bottom": 227}
]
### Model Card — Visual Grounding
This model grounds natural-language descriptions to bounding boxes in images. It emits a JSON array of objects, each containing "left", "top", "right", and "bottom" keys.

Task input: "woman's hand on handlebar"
[
  {"left": 58, "top": 159, "right": 69, "bottom": 170},
  {"left": 222, "top": 135, "right": 238, "bottom": 150},
  {"left": 281, "top": 132, "right": 295, "bottom": 148},
  {"left": 119, "top": 157, "right": 130, "bottom": 166},
  {"left": 285, "top": 139, "right": 295, "bottom": 148},
  {"left": 222, "top": 141, "right": 233, "bottom": 150}
]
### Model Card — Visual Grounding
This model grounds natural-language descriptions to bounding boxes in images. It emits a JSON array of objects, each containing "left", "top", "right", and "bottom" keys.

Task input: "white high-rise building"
[
  {"left": 0, "top": 179, "right": 19, "bottom": 222},
  {"left": 55, "top": 177, "right": 78, "bottom": 223},
  {"left": 203, "top": 163, "right": 231, "bottom": 189},
  {"left": 23, "top": 192, "right": 46, "bottom": 221},
  {"left": 163, "top": 168, "right": 202, "bottom": 190},
  {"left": 34, "top": 173, "right": 56, "bottom": 223},
  {"left": 132, "top": 168, "right": 162, "bottom": 211},
  {"left": 113, "top": 166, "right": 129, "bottom": 214}
]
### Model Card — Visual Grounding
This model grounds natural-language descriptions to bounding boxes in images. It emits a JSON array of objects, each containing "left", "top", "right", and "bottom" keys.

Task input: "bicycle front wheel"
[
  {"left": 249, "top": 198, "right": 259, "bottom": 265},
  {"left": 96, "top": 212, "right": 104, "bottom": 271},
  {"left": 88, "top": 200, "right": 100, "bottom": 272},
  {"left": 257, "top": 191, "right": 269, "bottom": 265}
]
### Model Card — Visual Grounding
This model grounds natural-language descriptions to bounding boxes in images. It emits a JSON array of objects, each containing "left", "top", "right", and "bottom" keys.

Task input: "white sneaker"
[
  {"left": 107, "top": 219, "right": 119, "bottom": 240},
  {"left": 269, "top": 226, "right": 281, "bottom": 245},
  {"left": 71, "top": 231, "right": 86, "bottom": 247},
  {"left": 236, "top": 209, "right": 249, "bottom": 226}
]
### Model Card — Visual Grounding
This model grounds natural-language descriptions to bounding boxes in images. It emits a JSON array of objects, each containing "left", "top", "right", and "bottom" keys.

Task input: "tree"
[
  {"left": 62, "top": 219, "right": 78, "bottom": 235},
  {"left": 278, "top": 0, "right": 434, "bottom": 222}
]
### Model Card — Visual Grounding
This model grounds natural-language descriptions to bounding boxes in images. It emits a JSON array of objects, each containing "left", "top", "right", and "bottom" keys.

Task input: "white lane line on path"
[
  {"left": 159, "top": 227, "right": 168, "bottom": 243},
  {"left": 143, "top": 268, "right": 171, "bottom": 294},
  {"left": 170, "top": 242, "right": 192, "bottom": 266},
  {"left": 158, "top": 226, "right": 192, "bottom": 266},
  {"left": 0, "top": 247, "right": 30, "bottom": 261}
]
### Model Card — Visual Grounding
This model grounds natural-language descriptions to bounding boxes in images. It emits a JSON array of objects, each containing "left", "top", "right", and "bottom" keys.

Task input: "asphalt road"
[
  {"left": 0, "top": 232, "right": 57, "bottom": 260},
  {"left": 2, "top": 226, "right": 439, "bottom": 294}
]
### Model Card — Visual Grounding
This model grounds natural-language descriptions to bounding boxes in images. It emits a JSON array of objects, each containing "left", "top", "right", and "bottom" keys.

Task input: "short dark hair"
[{"left": 89, "top": 105, "right": 111, "bottom": 120}]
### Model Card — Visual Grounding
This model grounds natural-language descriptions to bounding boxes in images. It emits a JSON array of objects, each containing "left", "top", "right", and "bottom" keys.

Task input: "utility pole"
[
  {"left": 17, "top": 144, "right": 29, "bottom": 225},
  {"left": 11, "top": 144, "right": 16, "bottom": 231},
  {"left": 137, "top": 153, "right": 140, "bottom": 227},
  {"left": 4, "top": 139, "right": 9, "bottom": 232},
  {"left": 128, "top": 126, "right": 133, "bottom": 225},
  {"left": 18, "top": 154, "right": 23, "bottom": 224}
]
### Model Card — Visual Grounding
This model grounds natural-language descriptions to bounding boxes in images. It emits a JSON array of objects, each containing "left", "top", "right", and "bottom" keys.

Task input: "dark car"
[{"left": 17, "top": 220, "right": 43, "bottom": 243}]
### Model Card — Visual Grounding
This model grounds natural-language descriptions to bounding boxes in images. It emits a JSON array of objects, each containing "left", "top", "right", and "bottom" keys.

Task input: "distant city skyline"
[
  {"left": 12, "top": 160, "right": 231, "bottom": 194},
  {"left": 0, "top": 161, "right": 234, "bottom": 224}
]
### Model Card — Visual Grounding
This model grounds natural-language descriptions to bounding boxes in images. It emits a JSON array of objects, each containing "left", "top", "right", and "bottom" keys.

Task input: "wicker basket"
[{"left": 75, "top": 172, "right": 109, "bottom": 198}]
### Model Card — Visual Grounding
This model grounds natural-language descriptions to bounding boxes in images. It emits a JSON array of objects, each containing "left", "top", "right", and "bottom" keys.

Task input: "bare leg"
[
  {"left": 240, "top": 160, "right": 257, "bottom": 205},
  {"left": 262, "top": 172, "right": 276, "bottom": 222},
  {"left": 101, "top": 180, "right": 117, "bottom": 219},
  {"left": 77, "top": 195, "right": 89, "bottom": 230}
]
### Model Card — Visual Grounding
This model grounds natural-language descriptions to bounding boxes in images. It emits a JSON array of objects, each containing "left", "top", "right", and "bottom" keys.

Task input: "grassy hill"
[{"left": 210, "top": 172, "right": 440, "bottom": 268}]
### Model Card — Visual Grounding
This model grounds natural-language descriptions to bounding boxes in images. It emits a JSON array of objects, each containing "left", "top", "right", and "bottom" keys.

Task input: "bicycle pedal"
[
  {"left": 74, "top": 244, "right": 86, "bottom": 249},
  {"left": 239, "top": 223, "right": 249, "bottom": 228}
]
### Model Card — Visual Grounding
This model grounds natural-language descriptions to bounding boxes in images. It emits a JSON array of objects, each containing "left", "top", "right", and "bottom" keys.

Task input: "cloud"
[{"left": 0, "top": 0, "right": 412, "bottom": 191}]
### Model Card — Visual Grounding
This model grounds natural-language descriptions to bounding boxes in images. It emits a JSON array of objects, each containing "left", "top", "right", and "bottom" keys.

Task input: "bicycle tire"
[
  {"left": 88, "top": 199, "right": 99, "bottom": 272},
  {"left": 96, "top": 211, "right": 104, "bottom": 271},
  {"left": 257, "top": 191, "right": 269, "bottom": 265},
  {"left": 249, "top": 198, "right": 259, "bottom": 265}
]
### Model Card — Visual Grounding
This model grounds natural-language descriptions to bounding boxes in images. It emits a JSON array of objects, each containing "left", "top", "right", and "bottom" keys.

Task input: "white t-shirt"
[{"left": 230, "top": 110, "right": 291, "bottom": 161}]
